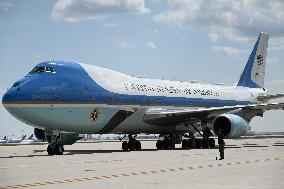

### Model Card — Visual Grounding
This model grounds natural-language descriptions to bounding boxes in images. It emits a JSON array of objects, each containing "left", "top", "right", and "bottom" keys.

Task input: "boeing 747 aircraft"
[{"left": 2, "top": 32, "right": 284, "bottom": 155}]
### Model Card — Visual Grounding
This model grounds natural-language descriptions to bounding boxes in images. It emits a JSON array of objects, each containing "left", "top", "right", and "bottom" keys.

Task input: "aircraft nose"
[
  {"left": 2, "top": 87, "right": 18, "bottom": 105},
  {"left": 2, "top": 76, "right": 32, "bottom": 106}
]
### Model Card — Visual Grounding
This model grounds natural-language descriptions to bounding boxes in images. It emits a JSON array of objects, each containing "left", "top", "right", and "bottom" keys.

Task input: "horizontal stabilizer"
[{"left": 257, "top": 93, "right": 284, "bottom": 102}]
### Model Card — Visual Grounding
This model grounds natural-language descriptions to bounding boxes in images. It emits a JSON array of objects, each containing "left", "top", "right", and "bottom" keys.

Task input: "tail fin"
[
  {"left": 3, "top": 136, "right": 7, "bottom": 140},
  {"left": 236, "top": 32, "right": 269, "bottom": 88}
]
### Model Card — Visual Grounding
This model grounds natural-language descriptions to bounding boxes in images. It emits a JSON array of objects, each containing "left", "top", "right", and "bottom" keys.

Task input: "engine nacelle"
[
  {"left": 34, "top": 128, "right": 45, "bottom": 140},
  {"left": 212, "top": 114, "right": 249, "bottom": 139}
]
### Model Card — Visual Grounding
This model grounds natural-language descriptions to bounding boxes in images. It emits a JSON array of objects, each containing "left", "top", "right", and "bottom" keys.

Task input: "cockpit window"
[{"left": 29, "top": 66, "right": 55, "bottom": 74}]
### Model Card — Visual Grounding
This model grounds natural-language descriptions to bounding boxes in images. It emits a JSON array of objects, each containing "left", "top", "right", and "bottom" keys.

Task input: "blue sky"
[{"left": 0, "top": 0, "right": 284, "bottom": 138}]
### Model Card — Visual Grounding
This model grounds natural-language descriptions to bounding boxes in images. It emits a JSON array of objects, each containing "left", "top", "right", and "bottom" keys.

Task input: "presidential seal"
[{"left": 90, "top": 108, "right": 100, "bottom": 122}]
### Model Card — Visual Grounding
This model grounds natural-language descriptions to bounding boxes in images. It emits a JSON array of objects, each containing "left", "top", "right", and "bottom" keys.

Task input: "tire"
[
  {"left": 182, "top": 139, "right": 188, "bottom": 149},
  {"left": 135, "top": 141, "right": 141, "bottom": 150},
  {"left": 122, "top": 141, "right": 128, "bottom": 151},
  {"left": 202, "top": 139, "right": 209, "bottom": 149},
  {"left": 163, "top": 140, "right": 169, "bottom": 150},
  {"left": 47, "top": 144, "right": 55, "bottom": 155},
  {"left": 209, "top": 138, "right": 216, "bottom": 149},
  {"left": 54, "top": 144, "right": 64, "bottom": 155},
  {"left": 195, "top": 139, "right": 202, "bottom": 149},
  {"left": 169, "top": 141, "right": 175, "bottom": 149},
  {"left": 128, "top": 141, "right": 135, "bottom": 151},
  {"left": 187, "top": 139, "right": 193, "bottom": 148},
  {"left": 156, "top": 140, "right": 163, "bottom": 150}
]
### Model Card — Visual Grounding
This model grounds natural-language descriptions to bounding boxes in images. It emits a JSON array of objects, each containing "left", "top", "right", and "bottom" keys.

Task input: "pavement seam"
[{"left": 1, "top": 156, "right": 283, "bottom": 189}]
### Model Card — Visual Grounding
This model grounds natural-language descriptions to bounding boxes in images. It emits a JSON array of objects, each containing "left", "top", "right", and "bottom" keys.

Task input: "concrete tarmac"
[{"left": 0, "top": 138, "right": 284, "bottom": 189}]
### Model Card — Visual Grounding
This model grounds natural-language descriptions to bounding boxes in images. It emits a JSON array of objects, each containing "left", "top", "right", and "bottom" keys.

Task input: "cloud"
[
  {"left": 153, "top": 0, "right": 284, "bottom": 42},
  {"left": 0, "top": 0, "right": 13, "bottom": 13},
  {"left": 113, "top": 40, "right": 133, "bottom": 48},
  {"left": 145, "top": 41, "right": 157, "bottom": 49},
  {"left": 212, "top": 46, "right": 249, "bottom": 57},
  {"left": 51, "top": 0, "right": 150, "bottom": 22}
]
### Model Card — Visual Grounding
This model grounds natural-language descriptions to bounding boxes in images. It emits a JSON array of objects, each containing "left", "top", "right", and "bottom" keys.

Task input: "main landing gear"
[
  {"left": 120, "top": 134, "right": 141, "bottom": 151},
  {"left": 156, "top": 134, "right": 178, "bottom": 150},
  {"left": 182, "top": 128, "right": 215, "bottom": 149}
]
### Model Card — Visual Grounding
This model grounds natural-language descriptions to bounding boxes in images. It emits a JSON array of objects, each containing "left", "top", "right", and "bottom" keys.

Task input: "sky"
[{"left": 0, "top": 0, "right": 284, "bottom": 138}]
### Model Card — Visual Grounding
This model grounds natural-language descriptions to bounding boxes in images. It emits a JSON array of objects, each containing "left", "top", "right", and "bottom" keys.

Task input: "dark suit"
[{"left": 218, "top": 133, "right": 225, "bottom": 159}]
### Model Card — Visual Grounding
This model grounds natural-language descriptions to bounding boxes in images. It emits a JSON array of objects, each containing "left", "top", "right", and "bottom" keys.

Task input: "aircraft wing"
[
  {"left": 257, "top": 93, "right": 284, "bottom": 102},
  {"left": 143, "top": 103, "right": 284, "bottom": 126}
]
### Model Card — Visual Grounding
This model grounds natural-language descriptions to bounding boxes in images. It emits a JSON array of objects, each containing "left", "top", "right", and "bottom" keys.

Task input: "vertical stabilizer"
[{"left": 237, "top": 32, "right": 269, "bottom": 88}]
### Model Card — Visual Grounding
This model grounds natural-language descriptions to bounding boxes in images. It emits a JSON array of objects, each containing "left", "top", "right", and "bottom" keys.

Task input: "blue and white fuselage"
[
  {"left": 2, "top": 60, "right": 264, "bottom": 134},
  {"left": 4, "top": 32, "right": 282, "bottom": 141}
]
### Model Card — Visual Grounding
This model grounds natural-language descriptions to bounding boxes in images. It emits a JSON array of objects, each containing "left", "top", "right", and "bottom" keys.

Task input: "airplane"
[
  {"left": 8, "top": 135, "right": 26, "bottom": 143},
  {"left": 0, "top": 136, "right": 8, "bottom": 143},
  {"left": 21, "top": 134, "right": 35, "bottom": 144},
  {"left": 2, "top": 32, "right": 284, "bottom": 155}
]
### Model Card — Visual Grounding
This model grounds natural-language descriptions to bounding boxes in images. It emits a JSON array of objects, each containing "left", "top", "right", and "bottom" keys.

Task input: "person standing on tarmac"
[{"left": 218, "top": 129, "right": 225, "bottom": 160}]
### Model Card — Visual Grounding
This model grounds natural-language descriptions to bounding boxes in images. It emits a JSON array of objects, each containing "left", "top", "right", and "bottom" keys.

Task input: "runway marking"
[
  {"left": 140, "top": 171, "right": 148, "bottom": 175},
  {"left": 92, "top": 176, "right": 102, "bottom": 179},
  {"left": 101, "top": 176, "right": 111, "bottom": 179},
  {"left": 54, "top": 180, "right": 66, "bottom": 183},
  {"left": 120, "top": 173, "right": 130, "bottom": 176},
  {"left": 1, "top": 156, "right": 283, "bottom": 189},
  {"left": 130, "top": 172, "right": 139, "bottom": 175}
]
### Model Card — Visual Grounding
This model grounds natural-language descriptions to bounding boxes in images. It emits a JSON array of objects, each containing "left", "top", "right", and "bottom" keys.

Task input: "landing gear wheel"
[
  {"left": 182, "top": 139, "right": 188, "bottom": 149},
  {"left": 47, "top": 144, "right": 55, "bottom": 155},
  {"left": 47, "top": 143, "right": 64, "bottom": 155},
  {"left": 122, "top": 141, "right": 128, "bottom": 151},
  {"left": 162, "top": 140, "right": 170, "bottom": 150},
  {"left": 209, "top": 138, "right": 215, "bottom": 148},
  {"left": 55, "top": 143, "right": 64, "bottom": 155},
  {"left": 135, "top": 141, "right": 141, "bottom": 150},
  {"left": 169, "top": 140, "right": 175, "bottom": 149},
  {"left": 202, "top": 138, "right": 209, "bottom": 149},
  {"left": 195, "top": 139, "right": 202, "bottom": 149},
  {"left": 156, "top": 140, "right": 163, "bottom": 150}
]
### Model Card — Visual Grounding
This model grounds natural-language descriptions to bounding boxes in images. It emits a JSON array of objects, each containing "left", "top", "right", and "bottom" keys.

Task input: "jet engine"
[
  {"left": 34, "top": 128, "right": 45, "bottom": 140},
  {"left": 212, "top": 114, "right": 249, "bottom": 138}
]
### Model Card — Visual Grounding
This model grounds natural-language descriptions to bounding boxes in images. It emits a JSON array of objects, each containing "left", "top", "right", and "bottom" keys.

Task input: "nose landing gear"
[
  {"left": 45, "top": 129, "right": 64, "bottom": 155},
  {"left": 121, "top": 134, "right": 141, "bottom": 151},
  {"left": 47, "top": 141, "right": 64, "bottom": 155}
]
